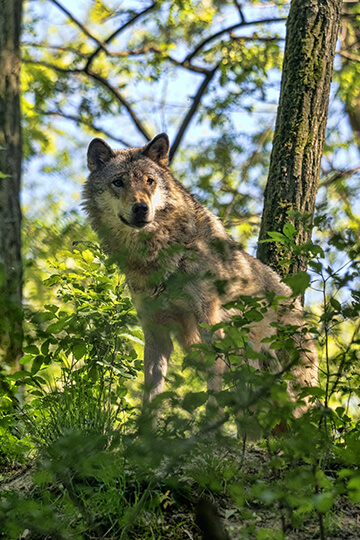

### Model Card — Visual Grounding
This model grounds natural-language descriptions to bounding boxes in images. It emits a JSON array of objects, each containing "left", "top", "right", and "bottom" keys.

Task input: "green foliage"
[
  {"left": 4, "top": 1, "right": 360, "bottom": 537},
  {"left": 21, "top": 0, "right": 360, "bottom": 251},
  {"left": 2, "top": 226, "right": 360, "bottom": 538},
  {"left": 2, "top": 242, "right": 141, "bottom": 462}
]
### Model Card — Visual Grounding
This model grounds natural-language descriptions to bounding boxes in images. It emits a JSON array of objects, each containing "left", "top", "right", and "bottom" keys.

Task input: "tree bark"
[
  {"left": 0, "top": 0, "right": 23, "bottom": 368},
  {"left": 257, "top": 0, "right": 342, "bottom": 276}
]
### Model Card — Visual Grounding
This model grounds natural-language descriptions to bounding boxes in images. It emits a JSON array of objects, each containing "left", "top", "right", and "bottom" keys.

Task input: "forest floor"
[{"left": 2, "top": 441, "right": 360, "bottom": 540}]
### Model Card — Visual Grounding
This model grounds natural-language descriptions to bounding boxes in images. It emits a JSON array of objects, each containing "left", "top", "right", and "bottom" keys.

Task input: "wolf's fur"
[{"left": 83, "top": 133, "right": 318, "bottom": 410}]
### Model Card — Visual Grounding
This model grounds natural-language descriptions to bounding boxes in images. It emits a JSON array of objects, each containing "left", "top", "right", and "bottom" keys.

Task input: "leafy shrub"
[{"left": 1, "top": 224, "right": 360, "bottom": 539}]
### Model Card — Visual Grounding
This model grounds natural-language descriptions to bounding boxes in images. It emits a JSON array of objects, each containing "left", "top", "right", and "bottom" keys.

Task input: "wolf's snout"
[{"left": 132, "top": 202, "right": 149, "bottom": 219}]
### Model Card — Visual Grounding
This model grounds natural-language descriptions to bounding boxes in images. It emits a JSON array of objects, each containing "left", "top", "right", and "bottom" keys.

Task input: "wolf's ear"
[
  {"left": 87, "top": 138, "right": 115, "bottom": 172},
  {"left": 142, "top": 133, "right": 169, "bottom": 167}
]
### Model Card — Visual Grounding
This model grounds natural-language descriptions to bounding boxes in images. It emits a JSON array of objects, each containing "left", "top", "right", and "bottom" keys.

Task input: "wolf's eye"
[
  {"left": 147, "top": 177, "right": 155, "bottom": 186},
  {"left": 113, "top": 178, "right": 124, "bottom": 188}
]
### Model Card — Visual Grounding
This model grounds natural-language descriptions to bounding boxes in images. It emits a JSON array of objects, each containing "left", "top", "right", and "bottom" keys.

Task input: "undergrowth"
[{"left": 1, "top": 221, "right": 360, "bottom": 539}]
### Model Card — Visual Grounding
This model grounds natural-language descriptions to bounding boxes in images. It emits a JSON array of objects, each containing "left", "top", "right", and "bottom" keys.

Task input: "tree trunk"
[
  {"left": 0, "top": 0, "right": 23, "bottom": 368},
  {"left": 257, "top": 0, "right": 342, "bottom": 276}
]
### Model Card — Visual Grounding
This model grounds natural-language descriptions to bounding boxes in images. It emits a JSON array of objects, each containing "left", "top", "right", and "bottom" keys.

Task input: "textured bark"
[
  {"left": 257, "top": 0, "right": 342, "bottom": 276},
  {"left": 0, "top": 0, "right": 23, "bottom": 367}
]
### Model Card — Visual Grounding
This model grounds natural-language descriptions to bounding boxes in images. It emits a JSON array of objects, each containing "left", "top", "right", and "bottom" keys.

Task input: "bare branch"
[
  {"left": 40, "top": 110, "right": 131, "bottom": 146},
  {"left": 320, "top": 165, "right": 360, "bottom": 187},
  {"left": 23, "top": 59, "right": 151, "bottom": 141},
  {"left": 184, "top": 17, "right": 286, "bottom": 64},
  {"left": 102, "top": 45, "right": 212, "bottom": 75},
  {"left": 85, "top": 3, "right": 156, "bottom": 71},
  {"left": 169, "top": 64, "right": 219, "bottom": 162},
  {"left": 85, "top": 69, "right": 151, "bottom": 141},
  {"left": 222, "top": 124, "right": 273, "bottom": 225},
  {"left": 49, "top": 0, "right": 108, "bottom": 52},
  {"left": 23, "top": 42, "right": 88, "bottom": 58},
  {"left": 233, "top": 0, "right": 246, "bottom": 24},
  {"left": 229, "top": 34, "right": 285, "bottom": 43},
  {"left": 24, "top": 41, "right": 211, "bottom": 75},
  {"left": 337, "top": 49, "right": 360, "bottom": 62},
  {"left": 23, "top": 58, "right": 81, "bottom": 74}
]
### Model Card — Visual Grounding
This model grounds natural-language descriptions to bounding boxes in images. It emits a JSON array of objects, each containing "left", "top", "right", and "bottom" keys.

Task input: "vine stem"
[
  {"left": 321, "top": 267, "right": 330, "bottom": 440},
  {"left": 314, "top": 465, "right": 326, "bottom": 540}
]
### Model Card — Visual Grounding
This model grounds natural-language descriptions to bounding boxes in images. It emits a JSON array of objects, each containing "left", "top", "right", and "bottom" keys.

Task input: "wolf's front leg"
[
  {"left": 201, "top": 326, "right": 228, "bottom": 423},
  {"left": 143, "top": 327, "right": 173, "bottom": 404}
]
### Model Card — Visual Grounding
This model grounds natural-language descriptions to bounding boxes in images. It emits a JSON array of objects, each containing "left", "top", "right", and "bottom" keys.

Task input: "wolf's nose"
[{"left": 132, "top": 202, "right": 149, "bottom": 217}]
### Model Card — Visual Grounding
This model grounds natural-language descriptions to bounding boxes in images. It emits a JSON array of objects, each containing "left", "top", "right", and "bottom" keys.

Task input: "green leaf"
[
  {"left": 82, "top": 249, "right": 94, "bottom": 263},
  {"left": 41, "top": 338, "right": 56, "bottom": 355},
  {"left": 73, "top": 340, "right": 87, "bottom": 360},
  {"left": 244, "top": 309, "right": 264, "bottom": 322},
  {"left": 312, "top": 492, "right": 335, "bottom": 512},
  {"left": 44, "top": 304, "right": 59, "bottom": 314},
  {"left": 7, "top": 370, "right": 32, "bottom": 380},
  {"left": 309, "top": 260, "right": 323, "bottom": 272},
  {"left": 44, "top": 274, "right": 62, "bottom": 286},
  {"left": 283, "top": 223, "right": 295, "bottom": 238},
  {"left": 19, "top": 354, "right": 34, "bottom": 364},
  {"left": 330, "top": 298, "right": 341, "bottom": 311},
  {"left": 119, "top": 332, "right": 144, "bottom": 346},
  {"left": 348, "top": 475, "right": 360, "bottom": 502},
  {"left": 309, "top": 244, "right": 325, "bottom": 258},
  {"left": 46, "top": 318, "right": 68, "bottom": 334},
  {"left": 269, "top": 341, "right": 283, "bottom": 350},
  {"left": 31, "top": 355, "right": 45, "bottom": 375},
  {"left": 182, "top": 391, "right": 208, "bottom": 412},
  {"left": 283, "top": 271, "right": 310, "bottom": 296},
  {"left": 299, "top": 387, "right": 326, "bottom": 399},
  {"left": 266, "top": 231, "right": 286, "bottom": 242},
  {"left": 23, "top": 345, "right": 39, "bottom": 355}
]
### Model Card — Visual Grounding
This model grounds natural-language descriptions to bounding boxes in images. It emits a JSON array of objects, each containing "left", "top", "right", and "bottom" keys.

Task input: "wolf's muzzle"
[
  {"left": 131, "top": 202, "right": 150, "bottom": 227},
  {"left": 119, "top": 202, "right": 151, "bottom": 229},
  {"left": 132, "top": 201, "right": 149, "bottom": 219}
]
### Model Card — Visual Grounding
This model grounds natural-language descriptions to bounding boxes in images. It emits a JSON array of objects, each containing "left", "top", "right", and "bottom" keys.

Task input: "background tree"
[
  {"left": 0, "top": 0, "right": 23, "bottom": 370},
  {"left": 20, "top": 0, "right": 360, "bottom": 253},
  {"left": 257, "top": 0, "right": 342, "bottom": 276},
  {"left": 338, "top": 1, "right": 360, "bottom": 150}
]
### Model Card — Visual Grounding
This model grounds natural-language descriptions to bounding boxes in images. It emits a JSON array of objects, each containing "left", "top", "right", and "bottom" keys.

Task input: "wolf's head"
[{"left": 84, "top": 134, "right": 171, "bottom": 231}]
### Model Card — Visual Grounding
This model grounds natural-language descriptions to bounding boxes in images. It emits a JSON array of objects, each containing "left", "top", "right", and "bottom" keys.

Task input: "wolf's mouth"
[{"left": 119, "top": 214, "right": 150, "bottom": 229}]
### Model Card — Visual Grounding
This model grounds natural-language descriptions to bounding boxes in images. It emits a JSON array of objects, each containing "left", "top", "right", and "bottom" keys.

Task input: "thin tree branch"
[
  {"left": 33, "top": 6, "right": 285, "bottom": 161},
  {"left": 40, "top": 110, "right": 131, "bottom": 146},
  {"left": 100, "top": 45, "right": 212, "bottom": 75},
  {"left": 184, "top": 17, "right": 286, "bottom": 64},
  {"left": 85, "top": 68, "right": 151, "bottom": 141},
  {"left": 23, "top": 42, "right": 88, "bottom": 58},
  {"left": 49, "top": 0, "right": 108, "bottom": 52},
  {"left": 23, "top": 59, "right": 151, "bottom": 141},
  {"left": 222, "top": 124, "right": 273, "bottom": 225},
  {"left": 165, "top": 55, "right": 212, "bottom": 75},
  {"left": 337, "top": 49, "right": 360, "bottom": 62},
  {"left": 230, "top": 34, "right": 285, "bottom": 43},
  {"left": 233, "top": 0, "right": 246, "bottom": 24},
  {"left": 24, "top": 41, "right": 211, "bottom": 74},
  {"left": 169, "top": 64, "right": 220, "bottom": 162},
  {"left": 85, "top": 3, "right": 156, "bottom": 71},
  {"left": 320, "top": 165, "right": 360, "bottom": 187},
  {"left": 23, "top": 58, "right": 81, "bottom": 74}
]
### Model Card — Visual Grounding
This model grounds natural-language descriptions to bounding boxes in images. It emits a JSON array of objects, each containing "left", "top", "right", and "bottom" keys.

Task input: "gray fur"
[{"left": 83, "top": 134, "right": 318, "bottom": 411}]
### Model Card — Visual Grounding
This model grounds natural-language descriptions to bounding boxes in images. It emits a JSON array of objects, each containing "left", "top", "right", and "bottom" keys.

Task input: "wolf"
[{"left": 83, "top": 133, "right": 318, "bottom": 415}]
